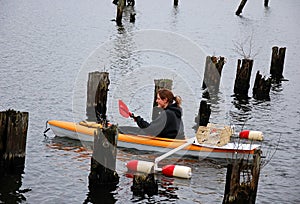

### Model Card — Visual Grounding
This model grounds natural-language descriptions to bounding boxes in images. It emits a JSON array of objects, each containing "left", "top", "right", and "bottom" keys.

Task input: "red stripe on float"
[
  {"left": 239, "top": 130, "right": 250, "bottom": 139},
  {"left": 162, "top": 165, "right": 176, "bottom": 177},
  {"left": 126, "top": 160, "right": 138, "bottom": 171}
]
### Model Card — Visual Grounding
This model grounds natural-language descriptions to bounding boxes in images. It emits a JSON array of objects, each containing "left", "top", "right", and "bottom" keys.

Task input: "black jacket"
[{"left": 135, "top": 103, "right": 185, "bottom": 139}]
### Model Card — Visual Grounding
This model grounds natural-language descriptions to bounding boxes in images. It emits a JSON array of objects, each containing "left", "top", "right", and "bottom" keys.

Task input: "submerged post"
[
  {"left": 174, "top": 0, "right": 179, "bottom": 7},
  {"left": 152, "top": 79, "right": 173, "bottom": 120},
  {"left": 233, "top": 59, "right": 253, "bottom": 98},
  {"left": 252, "top": 71, "right": 271, "bottom": 101},
  {"left": 116, "top": 0, "right": 126, "bottom": 26},
  {"left": 270, "top": 46, "right": 286, "bottom": 82},
  {"left": 0, "top": 110, "right": 28, "bottom": 175},
  {"left": 235, "top": 0, "right": 248, "bottom": 15},
  {"left": 131, "top": 173, "right": 158, "bottom": 197},
  {"left": 264, "top": 0, "right": 269, "bottom": 7}
]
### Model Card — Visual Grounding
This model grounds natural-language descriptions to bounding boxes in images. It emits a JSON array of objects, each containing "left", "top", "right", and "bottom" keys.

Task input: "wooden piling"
[
  {"left": 174, "top": 0, "right": 179, "bottom": 7},
  {"left": 233, "top": 59, "right": 253, "bottom": 98},
  {"left": 131, "top": 173, "right": 158, "bottom": 197},
  {"left": 252, "top": 71, "right": 271, "bottom": 101},
  {"left": 202, "top": 56, "right": 226, "bottom": 98},
  {"left": 223, "top": 150, "right": 262, "bottom": 204},
  {"left": 130, "top": 12, "right": 136, "bottom": 23},
  {"left": 116, "top": 0, "right": 126, "bottom": 26},
  {"left": 86, "top": 72, "right": 110, "bottom": 122},
  {"left": 264, "top": 0, "right": 269, "bottom": 7},
  {"left": 127, "top": 0, "right": 135, "bottom": 7},
  {"left": 94, "top": 72, "right": 110, "bottom": 123},
  {"left": 197, "top": 100, "right": 211, "bottom": 127},
  {"left": 88, "top": 71, "right": 119, "bottom": 191},
  {"left": 88, "top": 125, "right": 119, "bottom": 190},
  {"left": 235, "top": 0, "right": 248, "bottom": 16},
  {"left": 0, "top": 110, "right": 28, "bottom": 175},
  {"left": 270, "top": 46, "right": 286, "bottom": 82},
  {"left": 152, "top": 79, "right": 173, "bottom": 120},
  {"left": 87, "top": 71, "right": 102, "bottom": 121}
]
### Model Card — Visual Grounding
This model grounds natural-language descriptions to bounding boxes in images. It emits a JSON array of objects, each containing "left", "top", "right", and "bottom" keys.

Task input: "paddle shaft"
[{"left": 154, "top": 137, "right": 194, "bottom": 171}]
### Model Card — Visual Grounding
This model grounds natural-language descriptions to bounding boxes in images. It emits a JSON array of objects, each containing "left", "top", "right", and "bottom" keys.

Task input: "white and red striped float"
[
  {"left": 126, "top": 160, "right": 154, "bottom": 174},
  {"left": 239, "top": 130, "right": 264, "bottom": 141},
  {"left": 126, "top": 160, "right": 192, "bottom": 179},
  {"left": 161, "top": 165, "right": 192, "bottom": 179}
]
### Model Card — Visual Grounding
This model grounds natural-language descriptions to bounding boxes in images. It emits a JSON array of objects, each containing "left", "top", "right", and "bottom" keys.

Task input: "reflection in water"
[
  {"left": 158, "top": 176, "right": 179, "bottom": 201},
  {"left": 127, "top": 173, "right": 182, "bottom": 203},
  {"left": 0, "top": 175, "right": 31, "bottom": 204},
  {"left": 84, "top": 185, "right": 118, "bottom": 204},
  {"left": 46, "top": 136, "right": 93, "bottom": 158}
]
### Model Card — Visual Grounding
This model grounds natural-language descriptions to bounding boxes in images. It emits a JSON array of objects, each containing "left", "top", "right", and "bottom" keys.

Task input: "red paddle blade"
[{"left": 118, "top": 100, "right": 130, "bottom": 118}]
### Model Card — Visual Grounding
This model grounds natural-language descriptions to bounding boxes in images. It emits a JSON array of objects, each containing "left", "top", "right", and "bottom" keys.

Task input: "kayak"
[{"left": 47, "top": 120, "right": 261, "bottom": 160}]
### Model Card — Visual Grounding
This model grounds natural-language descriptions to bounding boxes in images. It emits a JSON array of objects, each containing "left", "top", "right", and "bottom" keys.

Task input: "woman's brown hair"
[{"left": 157, "top": 88, "right": 182, "bottom": 107}]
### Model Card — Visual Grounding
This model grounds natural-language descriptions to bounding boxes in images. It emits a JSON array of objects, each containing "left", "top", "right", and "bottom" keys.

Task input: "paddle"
[{"left": 118, "top": 99, "right": 132, "bottom": 118}]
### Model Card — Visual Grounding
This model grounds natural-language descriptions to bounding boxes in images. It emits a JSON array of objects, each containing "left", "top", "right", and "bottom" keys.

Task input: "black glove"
[{"left": 130, "top": 113, "right": 139, "bottom": 122}]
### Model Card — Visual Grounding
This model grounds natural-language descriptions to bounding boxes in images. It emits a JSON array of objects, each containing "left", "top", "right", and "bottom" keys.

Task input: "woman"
[{"left": 132, "top": 88, "right": 185, "bottom": 139}]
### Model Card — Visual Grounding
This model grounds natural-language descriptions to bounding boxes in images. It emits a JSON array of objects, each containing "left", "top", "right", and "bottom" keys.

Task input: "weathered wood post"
[
  {"left": 174, "top": 0, "right": 179, "bottom": 7},
  {"left": 88, "top": 125, "right": 119, "bottom": 190},
  {"left": 131, "top": 173, "right": 158, "bottom": 197},
  {"left": 130, "top": 12, "right": 136, "bottom": 23},
  {"left": 235, "top": 0, "right": 248, "bottom": 16},
  {"left": 116, "top": 0, "right": 126, "bottom": 26},
  {"left": 223, "top": 149, "right": 262, "bottom": 204},
  {"left": 198, "top": 100, "right": 211, "bottom": 127},
  {"left": 249, "top": 149, "right": 262, "bottom": 204},
  {"left": 152, "top": 79, "right": 173, "bottom": 120},
  {"left": 264, "top": 0, "right": 269, "bottom": 7},
  {"left": 233, "top": 59, "right": 253, "bottom": 98},
  {"left": 94, "top": 72, "right": 110, "bottom": 123},
  {"left": 86, "top": 71, "right": 103, "bottom": 121},
  {"left": 202, "top": 56, "right": 226, "bottom": 98},
  {"left": 127, "top": 0, "right": 135, "bottom": 6},
  {"left": 88, "top": 72, "right": 119, "bottom": 196},
  {"left": 0, "top": 110, "right": 28, "bottom": 175},
  {"left": 270, "top": 46, "right": 286, "bottom": 82},
  {"left": 252, "top": 71, "right": 271, "bottom": 101}
]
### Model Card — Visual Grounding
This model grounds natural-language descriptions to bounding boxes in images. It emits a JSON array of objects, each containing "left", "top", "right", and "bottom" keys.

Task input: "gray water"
[{"left": 1, "top": 0, "right": 300, "bottom": 203}]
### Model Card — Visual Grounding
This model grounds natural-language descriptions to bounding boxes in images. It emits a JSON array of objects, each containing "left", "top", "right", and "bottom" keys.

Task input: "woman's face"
[{"left": 156, "top": 94, "right": 168, "bottom": 108}]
